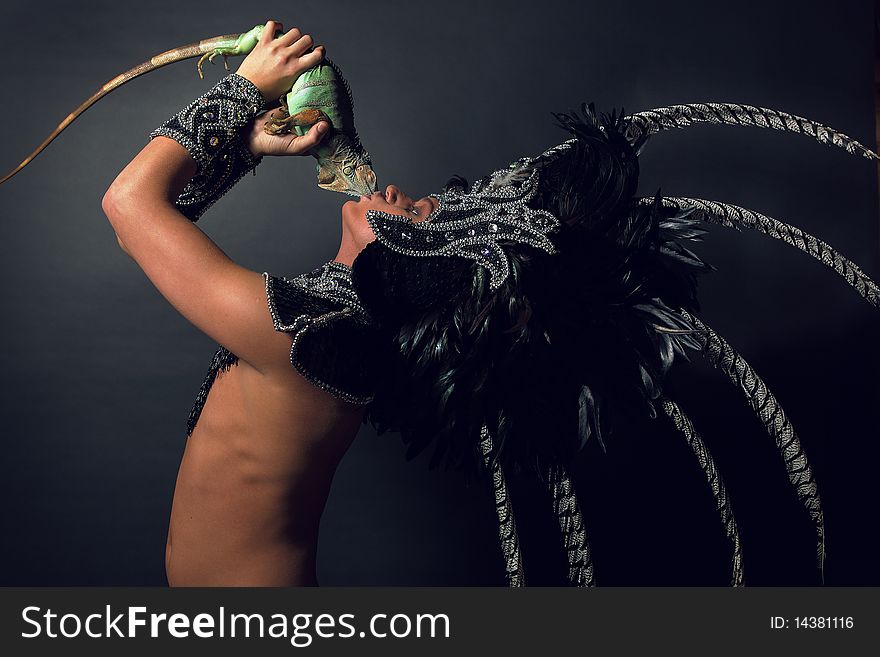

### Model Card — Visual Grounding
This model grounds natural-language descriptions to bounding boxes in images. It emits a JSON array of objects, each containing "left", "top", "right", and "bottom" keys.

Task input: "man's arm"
[
  {"left": 102, "top": 21, "right": 327, "bottom": 374},
  {"left": 102, "top": 134, "right": 296, "bottom": 374}
]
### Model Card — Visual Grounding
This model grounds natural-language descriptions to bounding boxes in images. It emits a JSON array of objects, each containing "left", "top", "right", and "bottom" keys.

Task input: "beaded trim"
[
  {"left": 263, "top": 261, "right": 374, "bottom": 404},
  {"left": 185, "top": 345, "right": 239, "bottom": 437},
  {"left": 149, "top": 73, "right": 266, "bottom": 221},
  {"left": 365, "top": 157, "right": 560, "bottom": 290}
]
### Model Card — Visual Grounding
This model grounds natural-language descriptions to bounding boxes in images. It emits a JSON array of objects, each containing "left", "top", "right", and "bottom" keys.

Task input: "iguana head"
[
  {"left": 262, "top": 58, "right": 378, "bottom": 197},
  {"left": 312, "top": 131, "right": 377, "bottom": 196}
]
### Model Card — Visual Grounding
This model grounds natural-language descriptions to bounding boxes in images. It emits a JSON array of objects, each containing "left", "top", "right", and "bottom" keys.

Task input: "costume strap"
[{"left": 149, "top": 73, "right": 266, "bottom": 221}]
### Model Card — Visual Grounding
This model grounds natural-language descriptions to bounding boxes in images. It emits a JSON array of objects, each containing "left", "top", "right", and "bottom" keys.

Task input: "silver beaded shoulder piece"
[
  {"left": 149, "top": 73, "right": 266, "bottom": 221},
  {"left": 365, "top": 157, "right": 561, "bottom": 290},
  {"left": 263, "top": 260, "right": 376, "bottom": 404}
]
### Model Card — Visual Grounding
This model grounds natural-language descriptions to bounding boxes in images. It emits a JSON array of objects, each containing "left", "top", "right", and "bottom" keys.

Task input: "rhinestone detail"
[
  {"left": 365, "top": 159, "right": 560, "bottom": 290},
  {"left": 148, "top": 74, "right": 266, "bottom": 221}
]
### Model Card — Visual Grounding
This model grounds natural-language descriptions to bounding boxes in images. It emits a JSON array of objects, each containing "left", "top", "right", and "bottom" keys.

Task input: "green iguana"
[{"left": 0, "top": 23, "right": 378, "bottom": 197}]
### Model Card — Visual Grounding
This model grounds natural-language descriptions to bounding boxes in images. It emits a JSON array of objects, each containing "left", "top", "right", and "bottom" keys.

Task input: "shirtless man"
[{"left": 101, "top": 20, "right": 437, "bottom": 586}]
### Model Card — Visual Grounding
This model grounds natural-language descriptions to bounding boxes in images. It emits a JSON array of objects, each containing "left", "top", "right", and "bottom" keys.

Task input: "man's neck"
[{"left": 333, "top": 231, "right": 362, "bottom": 267}]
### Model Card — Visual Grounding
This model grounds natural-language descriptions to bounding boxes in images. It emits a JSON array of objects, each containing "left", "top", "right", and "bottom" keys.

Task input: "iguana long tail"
[{"left": 0, "top": 31, "right": 257, "bottom": 186}]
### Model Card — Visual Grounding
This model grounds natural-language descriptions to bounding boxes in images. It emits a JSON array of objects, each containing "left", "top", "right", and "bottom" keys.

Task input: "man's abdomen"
[{"left": 166, "top": 356, "right": 363, "bottom": 586}]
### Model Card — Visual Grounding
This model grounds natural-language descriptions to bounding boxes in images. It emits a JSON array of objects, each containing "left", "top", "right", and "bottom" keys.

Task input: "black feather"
[{"left": 354, "top": 103, "right": 713, "bottom": 483}]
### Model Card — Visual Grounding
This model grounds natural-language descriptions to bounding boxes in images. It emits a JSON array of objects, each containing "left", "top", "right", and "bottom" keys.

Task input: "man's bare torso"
[{"left": 165, "top": 351, "right": 365, "bottom": 586}]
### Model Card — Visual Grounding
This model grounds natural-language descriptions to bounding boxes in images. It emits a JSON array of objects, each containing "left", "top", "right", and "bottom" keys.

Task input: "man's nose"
[{"left": 385, "top": 184, "right": 410, "bottom": 206}]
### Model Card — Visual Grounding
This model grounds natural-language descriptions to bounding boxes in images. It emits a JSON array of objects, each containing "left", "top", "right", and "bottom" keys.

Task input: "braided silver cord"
[
  {"left": 660, "top": 396, "right": 744, "bottom": 587},
  {"left": 546, "top": 463, "right": 595, "bottom": 586},
  {"left": 681, "top": 311, "right": 825, "bottom": 581},
  {"left": 624, "top": 103, "right": 879, "bottom": 160},
  {"left": 479, "top": 425, "right": 525, "bottom": 587},
  {"left": 640, "top": 197, "right": 880, "bottom": 309},
  {"left": 538, "top": 137, "right": 578, "bottom": 162}
]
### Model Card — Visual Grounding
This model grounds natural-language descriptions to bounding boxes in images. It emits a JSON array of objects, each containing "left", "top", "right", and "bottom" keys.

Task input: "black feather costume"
[{"left": 346, "top": 102, "right": 879, "bottom": 587}]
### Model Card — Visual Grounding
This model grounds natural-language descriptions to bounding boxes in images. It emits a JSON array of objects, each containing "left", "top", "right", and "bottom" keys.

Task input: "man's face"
[{"left": 341, "top": 184, "right": 438, "bottom": 251}]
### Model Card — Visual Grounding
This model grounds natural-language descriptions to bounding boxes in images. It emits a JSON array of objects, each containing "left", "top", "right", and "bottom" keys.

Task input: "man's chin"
[
  {"left": 341, "top": 200, "right": 371, "bottom": 227},
  {"left": 342, "top": 199, "right": 362, "bottom": 216}
]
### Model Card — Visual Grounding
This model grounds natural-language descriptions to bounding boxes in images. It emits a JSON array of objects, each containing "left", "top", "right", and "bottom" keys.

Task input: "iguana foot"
[
  {"left": 196, "top": 51, "right": 232, "bottom": 79},
  {"left": 194, "top": 25, "right": 265, "bottom": 80},
  {"left": 196, "top": 52, "right": 210, "bottom": 79},
  {"left": 263, "top": 107, "right": 330, "bottom": 136}
]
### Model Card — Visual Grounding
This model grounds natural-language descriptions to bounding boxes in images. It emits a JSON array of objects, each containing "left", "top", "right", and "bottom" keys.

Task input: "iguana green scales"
[{"left": 0, "top": 23, "right": 378, "bottom": 197}]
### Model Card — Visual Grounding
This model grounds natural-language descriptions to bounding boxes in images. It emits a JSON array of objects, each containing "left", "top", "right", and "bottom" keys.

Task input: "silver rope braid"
[
  {"left": 680, "top": 311, "right": 826, "bottom": 581},
  {"left": 659, "top": 396, "right": 744, "bottom": 587},
  {"left": 538, "top": 137, "right": 578, "bottom": 162},
  {"left": 624, "top": 103, "right": 879, "bottom": 161},
  {"left": 546, "top": 463, "right": 595, "bottom": 586},
  {"left": 639, "top": 197, "right": 880, "bottom": 309},
  {"left": 479, "top": 425, "right": 525, "bottom": 586}
]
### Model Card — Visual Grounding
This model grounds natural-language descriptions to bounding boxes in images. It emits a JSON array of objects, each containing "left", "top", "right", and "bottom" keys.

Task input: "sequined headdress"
[
  {"left": 364, "top": 159, "right": 561, "bottom": 290},
  {"left": 350, "top": 101, "right": 880, "bottom": 587}
]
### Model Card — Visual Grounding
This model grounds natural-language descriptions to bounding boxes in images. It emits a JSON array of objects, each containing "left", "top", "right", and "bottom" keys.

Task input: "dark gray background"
[{"left": 0, "top": 0, "right": 877, "bottom": 586}]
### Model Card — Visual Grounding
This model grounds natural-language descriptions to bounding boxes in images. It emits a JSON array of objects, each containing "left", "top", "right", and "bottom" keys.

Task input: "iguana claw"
[
  {"left": 208, "top": 51, "right": 230, "bottom": 72},
  {"left": 196, "top": 50, "right": 231, "bottom": 79},
  {"left": 196, "top": 52, "right": 211, "bottom": 79}
]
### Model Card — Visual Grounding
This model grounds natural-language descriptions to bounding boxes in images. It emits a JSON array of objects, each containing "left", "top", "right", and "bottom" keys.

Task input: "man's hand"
[
  {"left": 236, "top": 20, "right": 326, "bottom": 103},
  {"left": 246, "top": 117, "right": 329, "bottom": 157}
]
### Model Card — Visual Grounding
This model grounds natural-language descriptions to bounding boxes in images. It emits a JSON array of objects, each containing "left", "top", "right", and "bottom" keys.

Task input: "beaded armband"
[{"left": 149, "top": 73, "right": 267, "bottom": 221}]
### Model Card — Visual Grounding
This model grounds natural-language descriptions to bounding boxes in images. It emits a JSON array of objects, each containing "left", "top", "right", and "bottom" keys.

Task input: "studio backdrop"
[{"left": 0, "top": 0, "right": 877, "bottom": 585}]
